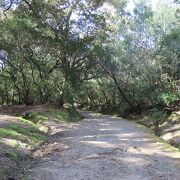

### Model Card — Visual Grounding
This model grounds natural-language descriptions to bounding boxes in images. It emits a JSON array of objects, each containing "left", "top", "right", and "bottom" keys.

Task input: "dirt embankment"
[
  {"left": 133, "top": 111, "right": 180, "bottom": 149},
  {"left": 0, "top": 105, "right": 82, "bottom": 179}
]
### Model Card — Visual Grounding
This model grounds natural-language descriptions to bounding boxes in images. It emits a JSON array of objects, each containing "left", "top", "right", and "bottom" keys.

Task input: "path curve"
[{"left": 27, "top": 111, "right": 180, "bottom": 180}]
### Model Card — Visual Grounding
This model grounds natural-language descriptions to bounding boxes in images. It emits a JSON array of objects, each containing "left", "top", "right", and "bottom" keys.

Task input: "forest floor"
[{"left": 24, "top": 111, "right": 180, "bottom": 180}]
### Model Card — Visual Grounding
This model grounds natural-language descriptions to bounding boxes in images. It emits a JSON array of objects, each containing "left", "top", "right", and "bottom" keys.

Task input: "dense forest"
[{"left": 0, "top": 0, "right": 179, "bottom": 115}]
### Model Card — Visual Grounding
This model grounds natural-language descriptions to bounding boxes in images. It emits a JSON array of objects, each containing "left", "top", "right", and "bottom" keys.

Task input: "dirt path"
[{"left": 26, "top": 111, "right": 180, "bottom": 180}]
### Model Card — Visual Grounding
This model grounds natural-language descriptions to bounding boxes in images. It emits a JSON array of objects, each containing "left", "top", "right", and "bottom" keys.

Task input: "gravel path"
[{"left": 26, "top": 111, "right": 180, "bottom": 180}]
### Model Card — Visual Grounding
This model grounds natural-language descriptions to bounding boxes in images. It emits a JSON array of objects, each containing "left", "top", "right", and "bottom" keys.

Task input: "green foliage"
[
  {"left": 146, "top": 108, "right": 167, "bottom": 128},
  {"left": 0, "top": 0, "right": 107, "bottom": 106},
  {"left": 159, "top": 93, "right": 180, "bottom": 106},
  {"left": 0, "top": 0, "right": 179, "bottom": 117}
]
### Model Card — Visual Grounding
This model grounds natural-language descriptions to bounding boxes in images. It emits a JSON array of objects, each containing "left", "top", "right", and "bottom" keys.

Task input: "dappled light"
[
  {"left": 25, "top": 111, "right": 180, "bottom": 179},
  {"left": 0, "top": 107, "right": 180, "bottom": 179},
  {"left": 0, "top": 0, "right": 180, "bottom": 179},
  {"left": 1, "top": 137, "right": 31, "bottom": 150}
]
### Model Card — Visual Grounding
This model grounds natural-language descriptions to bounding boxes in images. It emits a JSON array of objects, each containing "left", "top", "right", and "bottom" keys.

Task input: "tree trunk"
[{"left": 113, "top": 76, "right": 140, "bottom": 114}]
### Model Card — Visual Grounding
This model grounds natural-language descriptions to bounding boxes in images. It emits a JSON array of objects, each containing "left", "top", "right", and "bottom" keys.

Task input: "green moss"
[
  {"left": 0, "top": 128, "right": 21, "bottom": 139},
  {"left": 48, "top": 106, "right": 83, "bottom": 122},
  {"left": 19, "top": 115, "right": 48, "bottom": 134},
  {"left": 0, "top": 123, "right": 46, "bottom": 148},
  {"left": 151, "top": 135, "right": 179, "bottom": 152},
  {"left": 20, "top": 176, "right": 28, "bottom": 180},
  {"left": 135, "top": 123, "right": 154, "bottom": 134},
  {"left": 6, "top": 124, "right": 46, "bottom": 143},
  {"left": 65, "top": 105, "right": 83, "bottom": 121},
  {"left": 133, "top": 120, "right": 179, "bottom": 152},
  {"left": 18, "top": 117, "right": 37, "bottom": 127},
  {"left": 22, "top": 112, "right": 48, "bottom": 124},
  {"left": 48, "top": 108, "right": 71, "bottom": 122},
  {"left": 5, "top": 151, "right": 20, "bottom": 161},
  {"left": 0, "top": 167, "right": 7, "bottom": 178}
]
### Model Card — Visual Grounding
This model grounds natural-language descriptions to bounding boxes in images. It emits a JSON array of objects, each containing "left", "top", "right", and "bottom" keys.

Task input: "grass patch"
[
  {"left": 0, "top": 123, "right": 46, "bottom": 150},
  {"left": 0, "top": 107, "right": 82, "bottom": 179},
  {"left": 48, "top": 105, "right": 83, "bottom": 122},
  {"left": 0, "top": 128, "right": 20, "bottom": 139},
  {"left": 0, "top": 110, "right": 50, "bottom": 179},
  {"left": 18, "top": 117, "right": 37, "bottom": 128},
  {"left": 6, "top": 124, "right": 46, "bottom": 143},
  {"left": 22, "top": 112, "right": 48, "bottom": 124},
  {"left": 5, "top": 151, "right": 20, "bottom": 161},
  {"left": 48, "top": 108, "right": 70, "bottom": 122}
]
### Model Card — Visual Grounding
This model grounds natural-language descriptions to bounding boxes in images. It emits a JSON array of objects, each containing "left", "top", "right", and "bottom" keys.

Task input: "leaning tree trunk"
[{"left": 112, "top": 76, "right": 140, "bottom": 113}]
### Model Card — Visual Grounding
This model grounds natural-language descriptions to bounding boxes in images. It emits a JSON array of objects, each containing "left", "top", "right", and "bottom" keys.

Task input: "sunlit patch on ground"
[{"left": 81, "top": 140, "right": 119, "bottom": 148}]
